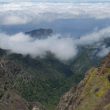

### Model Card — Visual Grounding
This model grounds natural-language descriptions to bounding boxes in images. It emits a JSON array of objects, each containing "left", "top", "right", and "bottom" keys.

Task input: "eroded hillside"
[{"left": 57, "top": 54, "right": 110, "bottom": 110}]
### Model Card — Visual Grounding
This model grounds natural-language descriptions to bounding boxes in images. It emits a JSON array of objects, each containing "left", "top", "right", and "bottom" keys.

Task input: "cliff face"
[{"left": 57, "top": 54, "right": 110, "bottom": 110}]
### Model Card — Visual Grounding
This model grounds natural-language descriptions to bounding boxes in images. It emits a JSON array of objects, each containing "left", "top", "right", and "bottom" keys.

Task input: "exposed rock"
[
  {"left": 30, "top": 102, "right": 46, "bottom": 110},
  {"left": 0, "top": 90, "right": 29, "bottom": 110},
  {"left": 57, "top": 54, "right": 110, "bottom": 110}
]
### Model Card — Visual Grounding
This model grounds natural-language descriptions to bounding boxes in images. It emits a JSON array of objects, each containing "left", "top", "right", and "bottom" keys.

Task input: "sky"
[{"left": 0, "top": 0, "right": 110, "bottom": 3}]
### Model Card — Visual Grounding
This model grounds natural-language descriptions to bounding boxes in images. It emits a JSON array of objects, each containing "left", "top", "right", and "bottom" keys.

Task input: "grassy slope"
[{"left": 75, "top": 67, "right": 110, "bottom": 110}]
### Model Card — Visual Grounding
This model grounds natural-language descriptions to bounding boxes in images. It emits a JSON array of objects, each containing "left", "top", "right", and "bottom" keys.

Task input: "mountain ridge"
[{"left": 57, "top": 53, "right": 110, "bottom": 110}]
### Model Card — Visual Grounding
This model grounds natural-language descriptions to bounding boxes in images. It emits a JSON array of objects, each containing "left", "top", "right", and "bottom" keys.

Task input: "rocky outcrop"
[
  {"left": 30, "top": 102, "right": 46, "bottom": 110},
  {"left": 57, "top": 54, "right": 110, "bottom": 110},
  {"left": 0, "top": 90, "right": 29, "bottom": 110},
  {"left": 0, "top": 89, "right": 46, "bottom": 110}
]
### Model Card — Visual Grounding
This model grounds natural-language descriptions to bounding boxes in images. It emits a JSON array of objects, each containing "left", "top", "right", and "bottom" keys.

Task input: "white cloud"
[
  {"left": 76, "top": 27, "right": 110, "bottom": 45},
  {"left": 1, "top": 0, "right": 110, "bottom": 3},
  {"left": 97, "top": 45, "right": 110, "bottom": 57},
  {"left": 1, "top": 15, "right": 29, "bottom": 25},
  {"left": 0, "top": 3, "right": 110, "bottom": 25},
  {"left": 0, "top": 27, "right": 110, "bottom": 61},
  {"left": 0, "top": 33, "right": 77, "bottom": 61}
]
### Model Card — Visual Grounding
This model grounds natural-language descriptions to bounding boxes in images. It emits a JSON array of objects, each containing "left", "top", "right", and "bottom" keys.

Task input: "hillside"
[
  {"left": 0, "top": 29, "right": 107, "bottom": 110},
  {"left": 0, "top": 58, "right": 46, "bottom": 110},
  {"left": 57, "top": 54, "right": 110, "bottom": 110},
  {"left": 0, "top": 45, "right": 100, "bottom": 110}
]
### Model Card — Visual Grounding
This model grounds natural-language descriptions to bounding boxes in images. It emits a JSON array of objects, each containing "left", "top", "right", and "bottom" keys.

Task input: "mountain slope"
[
  {"left": 0, "top": 28, "right": 103, "bottom": 110},
  {"left": 0, "top": 58, "right": 46, "bottom": 110},
  {"left": 0, "top": 28, "right": 107, "bottom": 110},
  {"left": 0, "top": 90, "right": 29, "bottom": 110},
  {"left": 0, "top": 46, "right": 99, "bottom": 110},
  {"left": 57, "top": 54, "right": 110, "bottom": 110}
]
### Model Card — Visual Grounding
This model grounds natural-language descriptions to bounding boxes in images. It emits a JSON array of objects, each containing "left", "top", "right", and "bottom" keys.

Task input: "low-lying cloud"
[
  {"left": 0, "top": 33, "right": 77, "bottom": 61},
  {"left": 97, "top": 45, "right": 110, "bottom": 57},
  {"left": 0, "top": 27, "right": 110, "bottom": 61}
]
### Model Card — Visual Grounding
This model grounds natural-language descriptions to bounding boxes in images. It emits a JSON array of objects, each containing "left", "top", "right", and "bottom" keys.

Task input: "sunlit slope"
[{"left": 57, "top": 54, "right": 110, "bottom": 110}]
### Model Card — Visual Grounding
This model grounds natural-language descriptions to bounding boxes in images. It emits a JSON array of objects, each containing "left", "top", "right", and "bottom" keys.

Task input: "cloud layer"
[
  {"left": 0, "top": 33, "right": 77, "bottom": 61},
  {"left": 0, "top": 3, "right": 110, "bottom": 26},
  {"left": 0, "top": 27, "right": 110, "bottom": 61},
  {"left": 1, "top": 0, "right": 110, "bottom": 3}
]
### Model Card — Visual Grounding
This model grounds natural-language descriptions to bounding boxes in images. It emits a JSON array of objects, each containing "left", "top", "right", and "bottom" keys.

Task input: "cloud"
[
  {"left": 0, "top": 27, "right": 110, "bottom": 61},
  {"left": 1, "top": 0, "right": 110, "bottom": 3},
  {"left": 97, "top": 45, "right": 110, "bottom": 57},
  {"left": 1, "top": 15, "right": 29, "bottom": 25},
  {"left": 0, "top": 33, "right": 77, "bottom": 61},
  {"left": 76, "top": 27, "right": 110, "bottom": 45},
  {"left": 0, "top": 3, "right": 110, "bottom": 25}
]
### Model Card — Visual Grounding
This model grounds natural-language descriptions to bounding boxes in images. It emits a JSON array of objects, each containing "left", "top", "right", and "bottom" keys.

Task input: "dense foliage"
[{"left": 0, "top": 45, "right": 101, "bottom": 110}]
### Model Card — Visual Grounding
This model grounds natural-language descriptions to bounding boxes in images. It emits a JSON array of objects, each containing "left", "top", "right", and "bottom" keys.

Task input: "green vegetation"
[
  {"left": 0, "top": 46, "right": 102, "bottom": 110},
  {"left": 75, "top": 68, "right": 110, "bottom": 110}
]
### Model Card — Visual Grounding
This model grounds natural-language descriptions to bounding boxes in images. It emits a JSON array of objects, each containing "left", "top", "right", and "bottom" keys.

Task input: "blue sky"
[{"left": 0, "top": 0, "right": 110, "bottom": 3}]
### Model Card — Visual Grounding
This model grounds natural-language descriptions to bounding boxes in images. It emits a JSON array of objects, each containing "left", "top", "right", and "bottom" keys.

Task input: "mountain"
[
  {"left": 57, "top": 54, "right": 110, "bottom": 110},
  {"left": 25, "top": 28, "right": 53, "bottom": 39},
  {"left": 0, "top": 28, "right": 108, "bottom": 110},
  {"left": 0, "top": 45, "right": 101, "bottom": 110}
]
